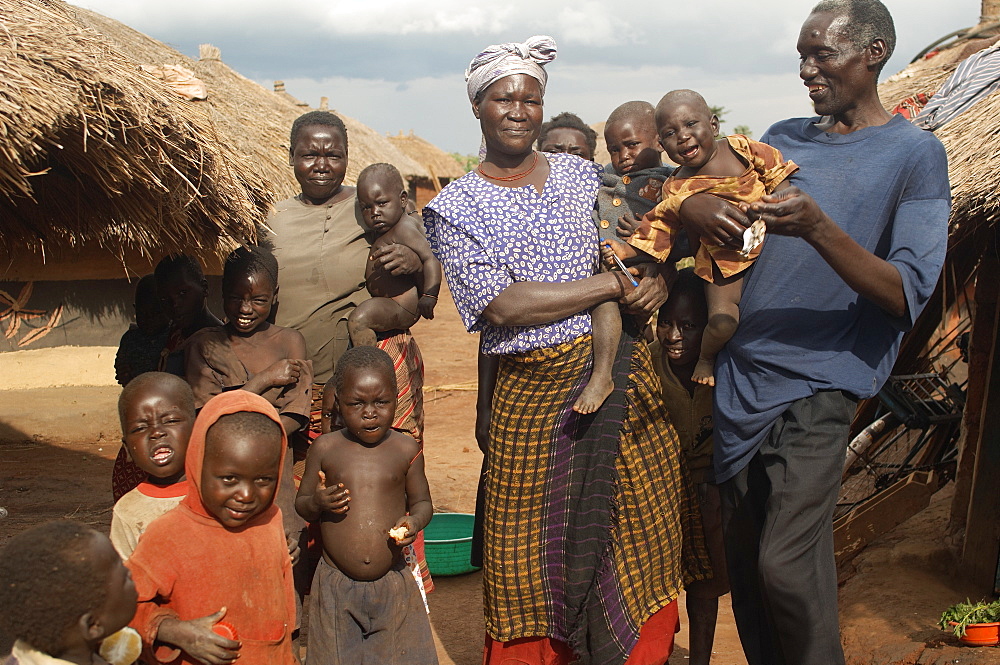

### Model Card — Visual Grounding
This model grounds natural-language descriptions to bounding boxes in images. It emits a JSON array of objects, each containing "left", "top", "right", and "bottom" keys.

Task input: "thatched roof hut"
[
  {"left": 0, "top": 0, "right": 266, "bottom": 265},
  {"left": 878, "top": 38, "right": 1000, "bottom": 254},
  {"left": 70, "top": 6, "right": 431, "bottom": 196},
  {"left": 388, "top": 130, "right": 465, "bottom": 181},
  {"left": 387, "top": 130, "right": 465, "bottom": 206}
]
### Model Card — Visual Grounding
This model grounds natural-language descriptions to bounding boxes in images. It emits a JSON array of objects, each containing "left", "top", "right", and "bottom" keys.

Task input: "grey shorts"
[{"left": 307, "top": 557, "right": 438, "bottom": 665}]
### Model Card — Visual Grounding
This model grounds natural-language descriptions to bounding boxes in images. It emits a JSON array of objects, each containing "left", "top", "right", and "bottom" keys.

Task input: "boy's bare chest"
[{"left": 322, "top": 445, "right": 409, "bottom": 493}]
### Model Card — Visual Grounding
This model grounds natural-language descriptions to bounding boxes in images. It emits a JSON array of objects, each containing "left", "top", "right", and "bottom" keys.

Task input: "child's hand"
[
  {"left": 285, "top": 530, "right": 301, "bottom": 566},
  {"left": 262, "top": 358, "right": 306, "bottom": 388},
  {"left": 311, "top": 470, "right": 350, "bottom": 514},
  {"left": 418, "top": 294, "right": 438, "bottom": 320},
  {"left": 157, "top": 609, "right": 240, "bottom": 665},
  {"left": 388, "top": 516, "right": 418, "bottom": 547},
  {"left": 616, "top": 211, "right": 640, "bottom": 239}
]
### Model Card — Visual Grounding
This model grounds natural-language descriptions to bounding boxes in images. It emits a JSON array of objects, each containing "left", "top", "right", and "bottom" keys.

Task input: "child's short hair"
[
  {"left": 154, "top": 254, "right": 205, "bottom": 285},
  {"left": 537, "top": 112, "right": 598, "bottom": 157},
  {"left": 222, "top": 245, "right": 279, "bottom": 292},
  {"left": 290, "top": 111, "right": 348, "bottom": 150},
  {"left": 207, "top": 410, "right": 283, "bottom": 448},
  {"left": 134, "top": 274, "right": 159, "bottom": 305},
  {"left": 658, "top": 268, "right": 706, "bottom": 324},
  {"left": 606, "top": 101, "right": 655, "bottom": 129},
  {"left": 0, "top": 521, "right": 108, "bottom": 654},
  {"left": 118, "top": 371, "right": 196, "bottom": 426},
  {"left": 357, "top": 162, "right": 405, "bottom": 193},
  {"left": 655, "top": 90, "right": 712, "bottom": 119},
  {"left": 333, "top": 346, "right": 397, "bottom": 394}
]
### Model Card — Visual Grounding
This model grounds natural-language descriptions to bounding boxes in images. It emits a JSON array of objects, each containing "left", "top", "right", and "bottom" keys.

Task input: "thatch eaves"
[
  {"left": 879, "top": 40, "right": 1000, "bottom": 247},
  {"left": 70, "top": 7, "right": 431, "bottom": 194},
  {"left": 0, "top": 0, "right": 266, "bottom": 262}
]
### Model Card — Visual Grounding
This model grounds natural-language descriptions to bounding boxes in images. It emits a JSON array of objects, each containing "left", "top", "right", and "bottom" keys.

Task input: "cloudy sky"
[{"left": 72, "top": 0, "right": 980, "bottom": 155}]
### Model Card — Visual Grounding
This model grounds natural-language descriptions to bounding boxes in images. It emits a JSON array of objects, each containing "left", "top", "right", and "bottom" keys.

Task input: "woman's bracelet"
[{"left": 421, "top": 293, "right": 438, "bottom": 299}]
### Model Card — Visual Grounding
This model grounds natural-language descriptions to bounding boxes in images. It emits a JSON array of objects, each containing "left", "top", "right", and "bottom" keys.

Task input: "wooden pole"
[
  {"left": 949, "top": 252, "right": 998, "bottom": 538},
  {"left": 960, "top": 227, "right": 1000, "bottom": 591}
]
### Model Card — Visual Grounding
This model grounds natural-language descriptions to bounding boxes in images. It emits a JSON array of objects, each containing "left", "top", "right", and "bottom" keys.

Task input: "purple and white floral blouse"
[{"left": 424, "top": 152, "right": 602, "bottom": 355}]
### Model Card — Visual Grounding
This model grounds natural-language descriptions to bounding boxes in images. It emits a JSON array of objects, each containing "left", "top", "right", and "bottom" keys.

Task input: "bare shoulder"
[
  {"left": 386, "top": 430, "right": 421, "bottom": 459},
  {"left": 310, "top": 431, "right": 347, "bottom": 459},
  {"left": 268, "top": 324, "right": 307, "bottom": 353}
]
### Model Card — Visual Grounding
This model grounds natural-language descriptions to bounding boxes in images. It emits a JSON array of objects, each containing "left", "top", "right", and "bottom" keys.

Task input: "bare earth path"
[{"left": 0, "top": 284, "right": 746, "bottom": 663}]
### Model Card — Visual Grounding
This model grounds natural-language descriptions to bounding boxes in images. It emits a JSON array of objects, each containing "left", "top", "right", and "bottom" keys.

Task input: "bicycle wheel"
[{"left": 835, "top": 418, "right": 959, "bottom": 520}]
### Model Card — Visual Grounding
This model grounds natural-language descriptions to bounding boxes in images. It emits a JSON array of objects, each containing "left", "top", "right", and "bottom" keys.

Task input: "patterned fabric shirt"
[{"left": 423, "top": 152, "right": 602, "bottom": 355}]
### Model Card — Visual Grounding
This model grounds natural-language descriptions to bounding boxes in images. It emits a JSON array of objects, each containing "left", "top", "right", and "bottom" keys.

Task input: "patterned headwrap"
[{"left": 465, "top": 35, "right": 557, "bottom": 104}]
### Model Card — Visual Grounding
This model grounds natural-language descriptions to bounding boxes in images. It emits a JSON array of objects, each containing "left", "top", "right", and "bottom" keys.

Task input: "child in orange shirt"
[{"left": 126, "top": 391, "right": 296, "bottom": 665}]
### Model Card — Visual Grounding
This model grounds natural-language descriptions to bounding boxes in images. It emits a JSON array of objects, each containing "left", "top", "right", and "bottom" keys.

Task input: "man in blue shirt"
[{"left": 678, "top": 1, "right": 950, "bottom": 663}]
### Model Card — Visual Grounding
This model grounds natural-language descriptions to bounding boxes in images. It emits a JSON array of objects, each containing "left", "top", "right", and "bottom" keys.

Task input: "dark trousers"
[{"left": 720, "top": 390, "right": 855, "bottom": 665}]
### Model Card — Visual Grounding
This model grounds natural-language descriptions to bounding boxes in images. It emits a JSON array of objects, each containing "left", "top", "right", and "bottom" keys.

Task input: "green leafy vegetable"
[{"left": 939, "top": 599, "right": 1000, "bottom": 637}]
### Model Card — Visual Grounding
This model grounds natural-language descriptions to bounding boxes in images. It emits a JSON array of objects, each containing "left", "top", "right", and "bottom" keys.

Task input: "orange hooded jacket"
[{"left": 126, "top": 390, "right": 296, "bottom": 665}]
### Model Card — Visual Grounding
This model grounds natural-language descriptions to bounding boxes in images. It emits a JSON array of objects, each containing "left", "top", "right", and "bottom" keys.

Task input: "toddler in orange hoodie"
[{"left": 126, "top": 390, "right": 296, "bottom": 665}]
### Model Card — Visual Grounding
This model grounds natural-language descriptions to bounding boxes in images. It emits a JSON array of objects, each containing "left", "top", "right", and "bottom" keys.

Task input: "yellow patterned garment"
[
  {"left": 484, "top": 334, "right": 709, "bottom": 664},
  {"left": 628, "top": 135, "right": 798, "bottom": 282}
]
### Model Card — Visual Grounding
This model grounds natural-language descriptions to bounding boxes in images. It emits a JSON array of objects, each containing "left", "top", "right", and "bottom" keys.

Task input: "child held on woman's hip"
[
  {"left": 348, "top": 163, "right": 443, "bottom": 348},
  {"left": 574, "top": 101, "right": 671, "bottom": 415},
  {"left": 607, "top": 89, "right": 798, "bottom": 386},
  {"left": 295, "top": 346, "right": 437, "bottom": 665}
]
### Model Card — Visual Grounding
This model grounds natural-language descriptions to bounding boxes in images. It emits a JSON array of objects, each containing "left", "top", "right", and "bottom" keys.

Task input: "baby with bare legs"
[
  {"left": 607, "top": 90, "right": 797, "bottom": 385},
  {"left": 347, "top": 163, "right": 443, "bottom": 347}
]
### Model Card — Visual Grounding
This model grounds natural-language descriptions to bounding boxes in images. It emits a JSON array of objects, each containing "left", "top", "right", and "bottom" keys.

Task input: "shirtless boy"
[
  {"left": 609, "top": 90, "right": 797, "bottom": 385},
  {"left": 295, "top": 346, "right": 437, "bottom": 664},
  {"left": 347, "top": 163, "right": 443, "bottom": 347}
]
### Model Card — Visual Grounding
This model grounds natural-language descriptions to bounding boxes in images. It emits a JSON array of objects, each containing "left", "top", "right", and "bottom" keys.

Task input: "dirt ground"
[{"left": 2, "top": 284, "right": 995, "bottom": 664}]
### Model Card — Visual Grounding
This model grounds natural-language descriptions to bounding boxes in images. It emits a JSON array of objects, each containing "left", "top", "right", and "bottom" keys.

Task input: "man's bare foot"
[
  {"left": 573, "top": 378, "right": 614, "bottom": 414},
  {"left": 692, "top": 358, "right": 716, "bottom": 387}
]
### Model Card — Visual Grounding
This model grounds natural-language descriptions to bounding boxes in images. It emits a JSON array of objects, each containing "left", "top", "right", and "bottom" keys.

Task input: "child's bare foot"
[
  {"left": 348, "top": 328, "right": 378, "bottom": 347},
  {"left": 692, "top": 358, "right": 716, "bottom": 386},
  {"left": 573, "top": 378, "right": 614, "bottom": 414}
]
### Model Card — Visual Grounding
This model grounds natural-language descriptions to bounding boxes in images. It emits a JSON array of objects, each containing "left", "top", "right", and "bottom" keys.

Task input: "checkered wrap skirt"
[{"left": 483, "top": 333, "right": 708, "bottom": 665}]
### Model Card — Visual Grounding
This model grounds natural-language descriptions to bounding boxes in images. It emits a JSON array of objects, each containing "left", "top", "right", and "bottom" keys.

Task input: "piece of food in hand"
[
  {"left": 388, "top": 525, "right": 409, "bottom": 542},
  {"left": 99, "top": 627, "right": 142, "bottom": 665},
  {"left": 739, "top": 220, "right": 766, "bottom": 258},
  {"left": 212, "top": 621, "right": 240, "bottom": 641}
]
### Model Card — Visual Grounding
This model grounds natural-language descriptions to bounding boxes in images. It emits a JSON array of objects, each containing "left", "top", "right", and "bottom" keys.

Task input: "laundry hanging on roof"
[
  {"left": 914, "top": 40, "right": 1000, "bottom": 130},
  {"left": 140, "top": 64, "right": 208, "bottom": 101}
]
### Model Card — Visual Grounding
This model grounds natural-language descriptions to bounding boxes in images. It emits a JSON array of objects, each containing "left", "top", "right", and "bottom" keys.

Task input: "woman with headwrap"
[{"left": 424, "top": 36, "right": 708, "bottom": 665}]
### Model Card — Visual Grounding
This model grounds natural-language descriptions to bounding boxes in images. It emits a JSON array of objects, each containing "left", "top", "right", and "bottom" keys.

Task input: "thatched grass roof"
[
  {"left": 70, "top": 6, "right": 431, "bottom": 193},
  {"left": 879, "top": 38, "right": 1000, "bottom": 248},
  {"left": 865, "top": 37, "right": 1000, "bottom": 385},
  {"left": 0, "top": 0, "right": 266, "bottom": 260},
  {"left": 387, "top": 131, "right": 465, "bottom": 182}
]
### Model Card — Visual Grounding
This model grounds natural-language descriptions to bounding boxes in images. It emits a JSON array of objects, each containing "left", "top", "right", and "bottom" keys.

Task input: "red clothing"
[
  {"left": 482, "top": 602, "right": 679, "bottom": 665},
  {"left": 127, "top": 391, "right": 296, "bottom": 665}
]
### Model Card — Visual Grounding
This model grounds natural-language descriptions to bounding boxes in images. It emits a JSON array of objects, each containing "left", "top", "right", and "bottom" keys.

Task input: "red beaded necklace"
[{"left": 477, "top": 151, "right": 538, "bottom": 182}]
